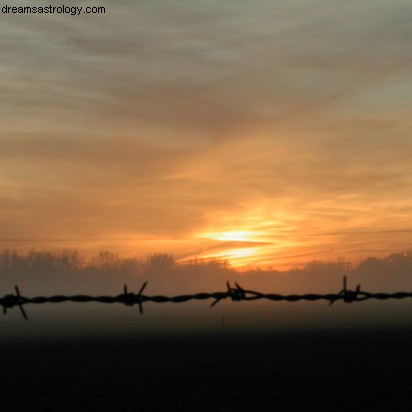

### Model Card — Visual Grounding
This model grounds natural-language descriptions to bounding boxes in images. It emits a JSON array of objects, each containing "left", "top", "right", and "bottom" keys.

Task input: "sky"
[{"left": 1, "top": 0, "right": 412, "bottom": 269}]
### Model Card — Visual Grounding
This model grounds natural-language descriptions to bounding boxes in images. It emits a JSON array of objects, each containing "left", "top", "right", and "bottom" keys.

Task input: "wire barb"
[
  {"left": 120, "top": 282, "right": 148, "bottom": 314},
  {"left": 1, "top": 286, "right": 28, "bottom": 320},
  {"left": 227, "top": 282, "right": 246, "bottom": 301},
  {"left": 330, "top": 276, "right": 364, "bottom": 305}
]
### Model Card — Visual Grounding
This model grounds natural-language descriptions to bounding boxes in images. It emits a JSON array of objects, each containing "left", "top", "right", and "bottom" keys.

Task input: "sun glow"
[
  {"left": 204, "top": 230, "right": 259, "bottom": 242},
  {"left": 193, "top": 203, "right": 365, "bottom": 268},
  {"left": 195, "top": 227, "right": 274, "bottom": 267},
  {"left": 200, "top": 247, "right": 263, "bottom": 268}
]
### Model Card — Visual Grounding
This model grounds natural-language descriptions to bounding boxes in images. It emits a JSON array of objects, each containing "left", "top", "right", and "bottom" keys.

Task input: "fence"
[{"left": 2, "top": 276, "right": 412, "bottom": 320}]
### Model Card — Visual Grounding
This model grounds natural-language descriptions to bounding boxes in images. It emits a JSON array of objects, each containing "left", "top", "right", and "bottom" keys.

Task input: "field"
[{"left": 2, "top": 328, "right": 412, "bottom": 411}]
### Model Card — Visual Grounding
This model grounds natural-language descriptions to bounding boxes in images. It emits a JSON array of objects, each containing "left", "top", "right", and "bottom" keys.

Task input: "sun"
[
  {"left": 204, "top": 230, "right": 257, "bottom": 242},
  {"left": 192, "top": 229, "right": 268, "bottom": 268}
]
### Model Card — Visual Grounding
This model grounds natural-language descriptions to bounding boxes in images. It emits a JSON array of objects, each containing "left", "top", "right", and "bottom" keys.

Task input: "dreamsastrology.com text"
[{"left": 2, "top": 5, "right": 105, "bottom": 15}]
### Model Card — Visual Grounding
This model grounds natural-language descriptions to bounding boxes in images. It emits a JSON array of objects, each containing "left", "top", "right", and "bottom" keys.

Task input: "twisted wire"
[{"left": 2, "top": 276, "right": 412, "bottom": 320}]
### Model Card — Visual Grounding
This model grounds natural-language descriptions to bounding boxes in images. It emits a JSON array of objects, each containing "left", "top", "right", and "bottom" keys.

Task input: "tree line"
[{"left": 0, "top": 248, "right": 411, "bottom": 278}]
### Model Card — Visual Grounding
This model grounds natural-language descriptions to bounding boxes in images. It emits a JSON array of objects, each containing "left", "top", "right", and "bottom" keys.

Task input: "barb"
[
  {"left": 1, "top": 286, "right": 28, "bottom": 320},
  {"left": 210, "top": 282, "right": 245, "bottom": 307},
  {"left": 119, "top": 282, "right": 148, "bottom": 314},
  {"left": 329, "top": 276, "right": 365, "bottom": 305},
  {"left": 2, "top": 277, "right": 412, "bottom": 319}
]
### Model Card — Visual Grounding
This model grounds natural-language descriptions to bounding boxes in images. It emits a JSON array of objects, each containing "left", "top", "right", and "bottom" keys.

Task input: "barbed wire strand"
[{"left": 2, "top": 276, "right": 412, "bottom": 320}]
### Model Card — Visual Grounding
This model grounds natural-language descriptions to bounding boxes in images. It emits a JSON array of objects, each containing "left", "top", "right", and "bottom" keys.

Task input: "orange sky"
[{"left": 1, "top": 1, "right": 411, "bottom": 269}]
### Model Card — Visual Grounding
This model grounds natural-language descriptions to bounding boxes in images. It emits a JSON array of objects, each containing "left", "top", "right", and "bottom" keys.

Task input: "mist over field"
[{"left": 2, "top": 248, "right": 412, "bottom": 339}]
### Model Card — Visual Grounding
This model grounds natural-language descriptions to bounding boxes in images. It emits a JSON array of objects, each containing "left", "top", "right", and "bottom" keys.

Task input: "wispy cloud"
[{"left": 1, "top": 1, "right": 411, "bottom": 267}]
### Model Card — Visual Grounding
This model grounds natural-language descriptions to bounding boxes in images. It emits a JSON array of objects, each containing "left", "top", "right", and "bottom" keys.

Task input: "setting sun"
[{"left": 204, "top": 230, "right": 258, "bottom": 242}]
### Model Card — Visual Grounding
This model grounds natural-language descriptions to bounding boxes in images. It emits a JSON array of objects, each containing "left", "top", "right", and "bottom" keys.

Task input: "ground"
[{"left": 1, "top": 329, "right": 412, "bottom": 410}]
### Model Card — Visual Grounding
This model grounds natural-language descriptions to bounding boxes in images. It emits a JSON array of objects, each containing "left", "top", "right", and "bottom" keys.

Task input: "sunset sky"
[{"left": 1, "top": 0, "right": 411, "bottom": 269}]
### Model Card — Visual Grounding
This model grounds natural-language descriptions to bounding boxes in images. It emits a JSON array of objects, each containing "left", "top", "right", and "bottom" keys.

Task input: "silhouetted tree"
[{"left": 90, "top": 251, "right": 120, "bottom": 272}]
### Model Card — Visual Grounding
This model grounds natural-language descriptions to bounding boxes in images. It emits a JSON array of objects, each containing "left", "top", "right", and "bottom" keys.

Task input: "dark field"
[{"left": 2, "top": 329, "right": 412, "bottom": 411}]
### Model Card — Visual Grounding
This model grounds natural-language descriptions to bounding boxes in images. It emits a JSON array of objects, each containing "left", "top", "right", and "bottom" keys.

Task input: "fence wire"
[{"left": 2, "top": 276, "right": 412, "bottom": 320}]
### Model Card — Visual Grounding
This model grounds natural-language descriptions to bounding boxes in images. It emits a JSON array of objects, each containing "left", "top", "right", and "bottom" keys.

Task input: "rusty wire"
[{"left": 2, "top": 276, "right": 412, "bottom": 320}]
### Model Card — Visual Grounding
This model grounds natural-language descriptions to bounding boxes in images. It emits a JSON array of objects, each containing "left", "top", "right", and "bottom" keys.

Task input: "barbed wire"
[{"left": 2, "top": 276, "right": 412, "bottom": 320}]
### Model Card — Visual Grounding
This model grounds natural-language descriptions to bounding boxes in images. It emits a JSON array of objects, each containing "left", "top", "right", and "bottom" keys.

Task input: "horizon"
[
  {"left": 0, "top": 240, "right": 412, "bottom": 273},
  {"left": 1, "top": 246, "right": 412, "bottom": 272}
]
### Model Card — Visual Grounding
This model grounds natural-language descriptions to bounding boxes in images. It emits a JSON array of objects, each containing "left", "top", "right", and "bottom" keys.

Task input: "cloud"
[
  {"left": 2, "top": 1, "right": 411, "bottom": 137},
  {"left": 1, "top": 1, "right": 411, "bottom": 265}
]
